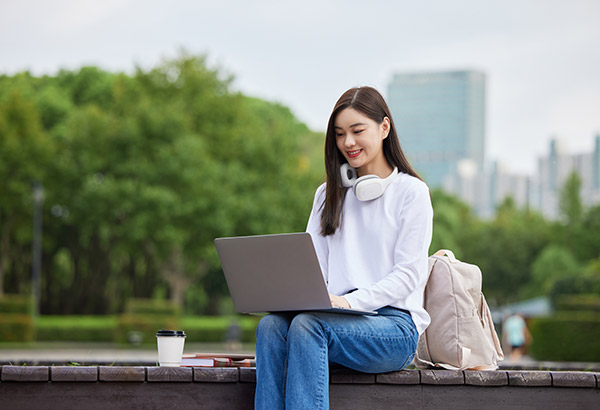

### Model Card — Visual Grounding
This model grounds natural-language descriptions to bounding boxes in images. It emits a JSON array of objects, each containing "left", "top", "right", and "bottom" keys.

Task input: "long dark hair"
[{"left": 320, "top": 86, "right": 422, "bottom": 236}]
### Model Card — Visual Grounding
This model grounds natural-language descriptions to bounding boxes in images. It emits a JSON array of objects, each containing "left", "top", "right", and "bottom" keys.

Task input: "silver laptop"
[{"left": 214, "top": 233, "right": 377, "bottom": 315}]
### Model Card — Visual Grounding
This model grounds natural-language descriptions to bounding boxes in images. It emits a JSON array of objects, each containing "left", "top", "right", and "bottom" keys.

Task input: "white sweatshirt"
[{"left": 305, "top": 172, "right": 433, "bottom": 335}]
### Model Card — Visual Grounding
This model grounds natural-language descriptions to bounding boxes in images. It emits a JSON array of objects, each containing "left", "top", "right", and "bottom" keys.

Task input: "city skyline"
[
  {"left": 1, "top": 0, "right": 599, "bottom": 175},
  {"left": 446, "top": 134, "right": 600, "bottom": 219}
]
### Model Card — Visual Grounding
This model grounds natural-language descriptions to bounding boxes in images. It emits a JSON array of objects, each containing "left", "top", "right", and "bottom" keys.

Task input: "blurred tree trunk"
[
  {"left": 161, "top": 247, "right": 190, "bottom": 308},
  {"left": 0, "top": 217, "right": 14, "bottom": 296}
]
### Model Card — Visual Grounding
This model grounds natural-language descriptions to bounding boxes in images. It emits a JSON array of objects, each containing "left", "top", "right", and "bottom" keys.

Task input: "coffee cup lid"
[{"left": 156, "top": 329, "right": 186, "bottom": 337}]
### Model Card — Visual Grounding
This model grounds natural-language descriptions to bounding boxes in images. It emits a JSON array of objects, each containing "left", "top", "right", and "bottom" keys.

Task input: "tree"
[
  {"left": 559, "top": 171, "right": 583, "bottom": 226},
  {"left": 0, "top": 52, "right": 325, "bottom": 314},
  {"left": 574, "top": 204, "right": 600, "bottom": 262},
  {"left": 528, "top": 244, "right": 582, "bottom": 297},
  {"left": 429, "top": 189, "right": 477, "bottom": 257},
  {"left": 0, "top": 91, "right": 53, "bottom": 296},
  {"left": 465, "top": 197, "right": 551, "bottom": 305}
]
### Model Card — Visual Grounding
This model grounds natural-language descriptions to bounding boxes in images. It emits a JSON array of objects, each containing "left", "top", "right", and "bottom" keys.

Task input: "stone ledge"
[
  {"left": 507, "top": 370, "right": 552, "bottom": 387},
  {"left": 146, "top": 366, "right": 192, "bottom": 382},
  {"left": 239, "top": 367, "right": 256, "bottom": 383},
  {"left": 331, "top": 368, "right": 376, "bottom": 384},
  {"left": 194, "top": 367, "right": 239, "bottom": 383},
  {"left": 551, "top": 371, "right": 597, "bottom": 388},
  {"left": 464, "top": 370, "right": 508, "bottom": 386},
  {"left": 1, "top": 366, "right": 49, "bottom": 382},
  {"left": 99, "top": 366, "right": 146, "bottom": 382},
  {"left": 376, "top": 370, "right": 420, "bottom": 385},
  {"left": 0, "top": 366, "right": 598, "bottom": 388},
  {"left": 421, "top": 369, "right": 465, "bottom": 385},
  {"left": 51, "top": 366, "right": 97, "bottom": 382}
]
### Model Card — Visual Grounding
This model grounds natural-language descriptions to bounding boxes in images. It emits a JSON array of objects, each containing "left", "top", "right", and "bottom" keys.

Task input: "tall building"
[{"left": 387, "top": 70, "right": 486, "bottom": 187}]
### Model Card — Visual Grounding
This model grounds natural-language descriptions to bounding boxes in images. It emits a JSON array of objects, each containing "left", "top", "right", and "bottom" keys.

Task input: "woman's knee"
[
  {"left": 256, "top": 313, "right": 293, "bottom": 339},
  {"left": 288, "top": 313, "right": 325, "bottom": 338}
]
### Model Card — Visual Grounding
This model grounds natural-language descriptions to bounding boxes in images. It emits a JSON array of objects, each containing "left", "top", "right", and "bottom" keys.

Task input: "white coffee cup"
[{"left": 156, "top": 329, "right": 186, "bottom": 367}]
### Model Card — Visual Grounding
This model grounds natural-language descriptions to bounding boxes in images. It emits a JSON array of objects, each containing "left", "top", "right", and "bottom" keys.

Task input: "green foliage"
[
  {"left": 466, "top": 198, "right": 551, "bottom": 305},
  {"left": 0, "top": 313, "right": 35, "bottom": 342},
  {"left": 181, "top": 315, "right": 260, "bottom": 343},
  {"left": 553, "top": 295, "right": 600, "bottom": 312},
  {"left": 528, "top": 245, "right": 582, "bottom": 296},
  {"left": 0, "top": 294, "right": 33, "bottom": 313},
  {"left": 429, "top": 189, "right": 477, "bottom": 256},
  {"left": 559, "top": 171, "right": 583, "bottom": 226},
  {"left": 114, "top": 298, "right": 181, "bottom": 343},
  {"left": 125, "top": 298, "right": 180, "bottom": 316},
  {"left": 0, "top": 314, "right": 258, "bottom": 343},
  {"left": 36, "top": 315, "right": 116, "bottom": 342},
  {"left": 528, "top": 312, "right": 600, "bottom": 361},
  {"left": 0, "top": 51, "right": 323, "bottom": 315},
  {"left": 0, "top": 90, "right": 54, "bottom": 295},
  {"left": 0, "top": 296, "right": 35, "bottom": 342},
  {"left": 548, "top": 263, "right": 600, "bottom": 306},
  {"left": 576, "top": 206, "right": 600, "bottom": 261},
  {"left": 115, "top": 313, "right": 180, "bottom": 344}
]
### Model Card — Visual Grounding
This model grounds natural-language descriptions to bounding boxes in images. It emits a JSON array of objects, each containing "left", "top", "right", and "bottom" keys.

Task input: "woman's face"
[{"left": 334, "top": 107, "right": 390, "bottom": 176}]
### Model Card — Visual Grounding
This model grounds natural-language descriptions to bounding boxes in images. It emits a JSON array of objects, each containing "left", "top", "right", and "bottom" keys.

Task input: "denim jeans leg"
[
  {"left": 284, "top": 308, "right": 418, "bottom": 410},
  {"left": 285, "top": 313, "right": 331, "bottom": 410},
  {"left": 325, "top": 308, "right": 418, "bottom": 373},
  {"left": 256, "top": 308, "right": 418, "bottom": 410},
  {"left": 255, "top": 313, "right": 294, "bottom": 410}
]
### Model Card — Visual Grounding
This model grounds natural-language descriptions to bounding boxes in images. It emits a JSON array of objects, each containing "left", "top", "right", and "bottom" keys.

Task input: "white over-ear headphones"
[{"left": 340, "top": 163, "right": 398, "bottom": 201}]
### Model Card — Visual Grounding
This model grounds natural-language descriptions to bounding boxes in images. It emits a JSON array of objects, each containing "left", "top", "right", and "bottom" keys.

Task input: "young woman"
[{"left": 255, "top": 86, "right": 433, "bottom": 410}]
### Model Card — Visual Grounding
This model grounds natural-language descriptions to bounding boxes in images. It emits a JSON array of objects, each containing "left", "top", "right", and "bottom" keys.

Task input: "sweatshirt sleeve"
[
  {"left": 305, "top": 183, "right": 329, "bottom": 282},
  {"left": 343, "top": 181, "right": 433, "bottom": 311}
]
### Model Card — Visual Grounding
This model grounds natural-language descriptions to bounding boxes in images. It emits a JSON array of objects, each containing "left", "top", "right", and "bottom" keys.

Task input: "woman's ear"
[{"left": 381, "top": 117, "right": 391, "bottom": 139}]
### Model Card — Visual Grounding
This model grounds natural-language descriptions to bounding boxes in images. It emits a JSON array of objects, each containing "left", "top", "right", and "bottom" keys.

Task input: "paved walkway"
[{"left": 0, "top": 343, "right": 256, "bottom": 366}]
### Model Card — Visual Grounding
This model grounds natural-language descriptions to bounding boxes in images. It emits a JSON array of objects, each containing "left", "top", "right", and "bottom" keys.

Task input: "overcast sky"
[{"left": 2, "top": 0, "right": 599, "bottom": 174}]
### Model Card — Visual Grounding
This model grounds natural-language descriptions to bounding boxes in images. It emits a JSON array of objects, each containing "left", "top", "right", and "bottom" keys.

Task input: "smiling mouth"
[{"left": 348, "top": 149, "right": 362, "bottom": 158}]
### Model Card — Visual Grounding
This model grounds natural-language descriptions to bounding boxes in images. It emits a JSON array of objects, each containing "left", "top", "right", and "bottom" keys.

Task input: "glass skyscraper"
[{"left": 387, "top": 70, "right": 486, "bottom": 187}]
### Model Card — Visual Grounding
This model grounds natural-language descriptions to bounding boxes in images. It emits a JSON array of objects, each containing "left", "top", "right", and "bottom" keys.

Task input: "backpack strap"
[{"left": 433, "top": 249, "right": 458, "bottom": 263}]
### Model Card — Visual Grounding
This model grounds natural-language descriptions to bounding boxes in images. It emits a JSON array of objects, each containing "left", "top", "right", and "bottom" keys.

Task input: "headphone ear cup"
[
  {"left": 354, "top": 175, "right": 382, "bottom": 201},
  {"left": 340, "top": 163, "right": 357, "bottom": 187}
]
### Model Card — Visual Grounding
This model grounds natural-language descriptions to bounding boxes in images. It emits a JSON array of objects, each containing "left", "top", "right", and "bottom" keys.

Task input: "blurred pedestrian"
[
  {"left": 503, "top": 313, "right": 532, "bottom": 361},
  {"left": 225, "top": 318, "right": 242, "bottom": 351}
]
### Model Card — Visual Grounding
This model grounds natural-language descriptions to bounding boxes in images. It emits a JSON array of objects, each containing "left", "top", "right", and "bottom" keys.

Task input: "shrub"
[
  {"left": 0, "top": 313, "right": 35, "bottom": 342},
  {"left": 0, "top": 294, "right": 33, "bottom": 314},
  {"left": 115, "top": 314, "right": 180, "bottom": 344},
  {"left": 114, "top": 298, "right": 182, "bottom": 344},
  {"left": 554, "top": 294, "right": 600, "bottom": 312},
  {"left": 529, "top": 312, "right": 600, "bottom": 361},
  {"left": 181, "top": 315, "right": 260, "bottom": 343},
  {"left": 0, "top": 295, "right": 35, "bottom": 342}
]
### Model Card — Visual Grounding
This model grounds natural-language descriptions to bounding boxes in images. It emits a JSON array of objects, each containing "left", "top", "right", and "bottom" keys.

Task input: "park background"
[{"left": 1, "top": 0, "right": 599, "bottom": 363}]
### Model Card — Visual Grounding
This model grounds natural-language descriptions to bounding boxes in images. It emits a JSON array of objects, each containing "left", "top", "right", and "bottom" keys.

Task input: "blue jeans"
[{"left": 254, "top": 307, "right": 418, "bottom": 410}]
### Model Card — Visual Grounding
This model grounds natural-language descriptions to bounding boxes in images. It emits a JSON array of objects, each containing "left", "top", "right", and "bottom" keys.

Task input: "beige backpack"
[{"left": 415, "top": 249, "right": 504, "bottom": 370}]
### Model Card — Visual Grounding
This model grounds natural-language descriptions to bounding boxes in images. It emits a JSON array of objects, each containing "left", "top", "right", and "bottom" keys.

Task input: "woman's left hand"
[{"left": 329, "top": 294, "right": 351, "bottom": 308}]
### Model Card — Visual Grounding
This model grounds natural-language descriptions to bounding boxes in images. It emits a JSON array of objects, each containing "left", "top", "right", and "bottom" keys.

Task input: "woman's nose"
[{"left": 344, "top": 134, "right": 356, "bottom": 147}]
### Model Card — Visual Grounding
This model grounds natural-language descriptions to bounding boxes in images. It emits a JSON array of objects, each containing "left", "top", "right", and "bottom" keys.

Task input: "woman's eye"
[{"left": 354, "top": 129, "right": 364, "bottom": 134}]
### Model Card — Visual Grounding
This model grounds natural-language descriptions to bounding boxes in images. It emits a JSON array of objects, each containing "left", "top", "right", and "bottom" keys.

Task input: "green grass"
[{"left": 34, "top": 314, "right": 259, "bottom": 328}]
